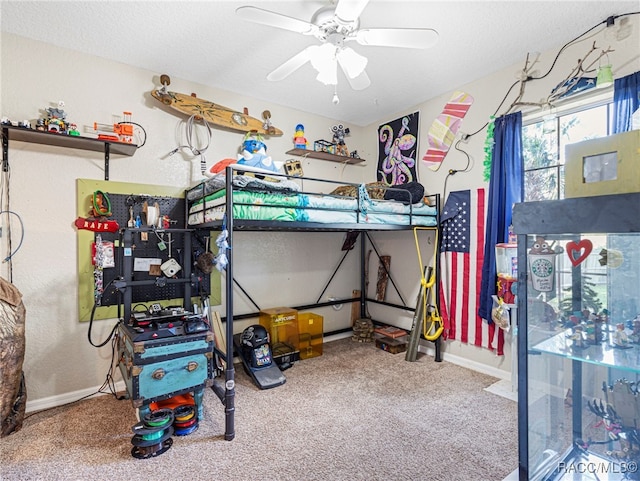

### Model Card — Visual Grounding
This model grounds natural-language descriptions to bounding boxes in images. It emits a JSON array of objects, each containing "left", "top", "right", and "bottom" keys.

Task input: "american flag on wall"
[{"left": 438, "top": 188, "right": 505, "bottom": 355}]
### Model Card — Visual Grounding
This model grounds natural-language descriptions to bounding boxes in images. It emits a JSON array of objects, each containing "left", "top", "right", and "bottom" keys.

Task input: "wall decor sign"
[{"left": 377, "top": 112, "right": 419, "bottom": 185}]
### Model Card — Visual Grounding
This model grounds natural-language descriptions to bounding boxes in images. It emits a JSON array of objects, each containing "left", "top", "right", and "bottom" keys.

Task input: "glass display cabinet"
[{"left": 513, "top": 193, "right": 640, "bottom": 481}]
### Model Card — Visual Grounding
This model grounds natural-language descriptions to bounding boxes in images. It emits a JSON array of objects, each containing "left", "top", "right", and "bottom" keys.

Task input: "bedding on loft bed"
[{"left": 185, "top": 170, "right": 439, "bottom": 228}]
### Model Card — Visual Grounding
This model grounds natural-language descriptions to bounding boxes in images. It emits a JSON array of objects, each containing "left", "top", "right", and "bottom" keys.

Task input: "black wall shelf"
[
  {"left": 286, "top": 148, "right": 365, "bottom": 164},
  {"left": 2, "top": 125, "right": 138, "bottom": 180}
]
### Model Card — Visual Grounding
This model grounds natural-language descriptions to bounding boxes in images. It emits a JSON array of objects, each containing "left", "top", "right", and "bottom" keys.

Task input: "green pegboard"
[{"left": 77, "top": 178, "right": 221, "bottom": 322}]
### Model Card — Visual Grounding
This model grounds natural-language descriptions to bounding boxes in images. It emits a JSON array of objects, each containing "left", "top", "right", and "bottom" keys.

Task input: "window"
[
  {"left": 521, "top": 90, "right": 620, "bottom": 324},
  {"left": 522, "top": 92, "right": 614, "bottom": 201}
]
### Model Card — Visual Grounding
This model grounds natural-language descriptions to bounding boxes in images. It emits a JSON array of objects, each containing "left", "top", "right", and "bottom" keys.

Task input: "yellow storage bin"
[
  {"left": 298, "top": 312, "right": 323, "bottom": 360},
  {"left": 259, "top": 307, "right": 300, "bottom": 354}
]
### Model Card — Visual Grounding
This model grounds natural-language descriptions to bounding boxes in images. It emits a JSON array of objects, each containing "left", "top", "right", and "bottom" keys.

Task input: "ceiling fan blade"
[
  {"left": 335, "top": 0, "right": 370, "bottom": 23},
  {"left": 336, "top": 47, "right": 368, "bottom": 79},
  {"left": 355, "top": 28, "right": 439, "bottom": 48},
  {"left": 267, "top": 46, "right": 315, "bottom": 81},
  {"left": 338, "top": 59, "right": 371, "bottom": 91},
  {"left": 236, "top": 6, "right": 317, "bottom": 35}
]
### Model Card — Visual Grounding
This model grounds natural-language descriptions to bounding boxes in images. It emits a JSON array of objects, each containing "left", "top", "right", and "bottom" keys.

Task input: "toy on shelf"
[
  {"left": 68, "top": 123, "right": 80, "bottom": 136},
  {"left": 293, "top": 123, "right": 308, "bottom": 149},
  {"left": 1, "top": 118, "right": 31, "bottom": 129},
  {"left": 93, "top": 111, "right": 135, "bottom": 143},
  {"left": 331, "top": 124, "right": 350, "bottom": 157},
  {"left": 313, "top": 139, "right": 336, "bottom": 154},
  {"left": 629, "top": 315, "right": 640, "bottom": 343},
  {"left": 41, "top": 100, "right": 69, "bottom": 134},
  {"left": 613, "top": 322, "right": 632, "bottom": 348},
  {"left": 284, "top": 159, "right": 303, "bottom": 177},
  {"left": 567, "top": 325, "right": 586, "bottom": 349}
]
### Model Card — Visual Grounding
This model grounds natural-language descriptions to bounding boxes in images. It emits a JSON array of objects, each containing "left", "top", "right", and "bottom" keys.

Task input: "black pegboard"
[{"left": 95, "top": 192, "right": 210, "bottom": 308}]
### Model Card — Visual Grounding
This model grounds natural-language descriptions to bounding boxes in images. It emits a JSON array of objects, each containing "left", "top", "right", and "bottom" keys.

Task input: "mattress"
[{"left": 187, "top": 189, "right": 438, "bottom": 227}]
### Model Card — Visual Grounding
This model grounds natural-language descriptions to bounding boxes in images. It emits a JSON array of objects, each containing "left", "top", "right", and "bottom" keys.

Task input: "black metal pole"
[{"left": 224, "top": 167, "right": 235, "bottom": 441}]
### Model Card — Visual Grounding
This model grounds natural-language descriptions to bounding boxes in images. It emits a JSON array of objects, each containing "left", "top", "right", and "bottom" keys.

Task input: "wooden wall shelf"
[
  {"left": 286, "top": 148, "right": 365, "bottom": 164},
  {"left": 2, "top": 125, "right": 138, "bottom": 180}
]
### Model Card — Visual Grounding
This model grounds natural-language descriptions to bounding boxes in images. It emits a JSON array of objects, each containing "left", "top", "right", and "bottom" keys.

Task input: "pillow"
[
  {"left": 383, "top": 182, "right": 425, "bottom": 204},
  {"left": 210, "top": 158, "right": 237, "bottom": 174}
]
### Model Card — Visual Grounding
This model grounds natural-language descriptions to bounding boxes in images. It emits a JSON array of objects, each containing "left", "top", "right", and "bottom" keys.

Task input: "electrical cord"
[
  {"left": 0, "top": 210, "right": 25, "bottom": 263},
  {"left": 87, "top": 279, "right": 120, "bottom": 348},
  {"left": 169, "top": 115, "right": 212, "bottom": 175},
  {"left": 441, "top": 139, "right": 473, "bottom": 203},
  {"left": 464, "top": 11, "right": 640, "bottom": 139},
  {"left": 533, "top": 13, "right": 639, "bottom": 82},
  {"left": 23, "top": 322, "right": 126, "bottom": 421},
  {"left": 466, "top": 80, "right": 520, "bottom": 137},
  {"left": 117, "top": 121, "right": 147, "bottom": 147},
  {"left": 0, "top": 157, "right": 14, "bottom": 281}
]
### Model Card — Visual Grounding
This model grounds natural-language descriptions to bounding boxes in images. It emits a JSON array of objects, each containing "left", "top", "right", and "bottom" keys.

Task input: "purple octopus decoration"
[{"left": 377, "top": 112, "right": 419, "bottom": 185}]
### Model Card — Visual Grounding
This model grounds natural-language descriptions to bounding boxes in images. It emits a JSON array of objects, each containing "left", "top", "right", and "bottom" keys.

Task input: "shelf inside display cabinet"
[{"left": 532, "top": 326, "right": 640, "bottom": 373}]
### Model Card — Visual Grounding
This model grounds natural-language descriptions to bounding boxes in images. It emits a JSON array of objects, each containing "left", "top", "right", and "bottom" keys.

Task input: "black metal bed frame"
[{"left": 187, "top": 165, "right": 442, "bottom": 441}]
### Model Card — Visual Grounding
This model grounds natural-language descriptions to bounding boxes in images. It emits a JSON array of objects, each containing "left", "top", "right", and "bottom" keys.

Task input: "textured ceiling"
[{"left": 2, "top": 1, "right": 638, "bottom": 126}]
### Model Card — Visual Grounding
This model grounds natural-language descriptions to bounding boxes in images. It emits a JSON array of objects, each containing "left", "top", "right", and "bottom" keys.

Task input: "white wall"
[
  {"left": 2, "top": 14, "right": 639, "bottom": 409},
  {"left": 0, "top": 33, "right": 371, "bottom": 408},
  {"left": 365, "top": 18, "right": 640, "bottom": 375}
]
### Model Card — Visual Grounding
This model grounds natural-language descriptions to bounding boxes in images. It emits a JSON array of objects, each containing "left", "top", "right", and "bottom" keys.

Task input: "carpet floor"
[{"left": 0, "top": 338, "right": 518, "bottom": 481}]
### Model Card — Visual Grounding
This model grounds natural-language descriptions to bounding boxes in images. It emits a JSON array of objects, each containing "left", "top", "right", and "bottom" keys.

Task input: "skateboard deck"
[
  {"left": 422, "top": 90, "right": 474, "bottom": 171},
  {"left": 151, "top": 86, "right": 283, "bottom": 136}
]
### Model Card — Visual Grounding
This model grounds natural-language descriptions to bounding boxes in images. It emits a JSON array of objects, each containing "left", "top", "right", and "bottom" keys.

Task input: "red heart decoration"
[{"left": 566, "top": 239, "right": 593, "bottom": 267}]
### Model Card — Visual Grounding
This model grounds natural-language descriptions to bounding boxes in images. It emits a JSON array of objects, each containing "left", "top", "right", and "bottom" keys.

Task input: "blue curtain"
[
  {"left": 478, "top": 112, "right": 523, "bottom": 321},
  {"left": 613, "top": 71, "right": 640, "bottom": 133}
]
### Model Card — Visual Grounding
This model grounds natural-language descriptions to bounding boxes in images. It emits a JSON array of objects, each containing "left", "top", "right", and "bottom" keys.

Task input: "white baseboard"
[
  {"left": 25, "top": 381, "right": 126, "bottom": 414},
  {"left": 323, "top": 331, "right": 353, "bottom": 343},
  {"left": 418, "top": 343, "right": 512, "bottom": 382},
  {"left": 26, "top": 332, "right": 508, "bottom": 413}
]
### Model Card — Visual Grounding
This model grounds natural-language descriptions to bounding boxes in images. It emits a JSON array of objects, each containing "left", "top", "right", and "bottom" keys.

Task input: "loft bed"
[
  {"left": 185, "top": 167, "right": 439, "bottom": 230},
  {"left": 184, "top": 165, "right": 441, "bottom": 440}
]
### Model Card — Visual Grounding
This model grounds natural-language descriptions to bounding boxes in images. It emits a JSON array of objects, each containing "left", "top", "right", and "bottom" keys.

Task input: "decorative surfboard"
[
  {"left": 150, "top": 74, "right": 283, "bottom": 136},
  {"left": 422, "top": 91, "right": 474, "bottom": 171}
]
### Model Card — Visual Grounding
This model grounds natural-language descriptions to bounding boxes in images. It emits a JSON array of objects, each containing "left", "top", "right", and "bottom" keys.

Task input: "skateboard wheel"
[
  {"left": 262, "top": 110, "right": 271, "bottom": 119},
  {"left": 160, "top": 74, "right": 171, "bottom": 86}
]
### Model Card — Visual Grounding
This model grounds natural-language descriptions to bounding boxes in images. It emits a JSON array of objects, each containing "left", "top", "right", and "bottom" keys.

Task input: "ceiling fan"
[{"left": 236, "top": 0, "right": 439, "bottom": 91}]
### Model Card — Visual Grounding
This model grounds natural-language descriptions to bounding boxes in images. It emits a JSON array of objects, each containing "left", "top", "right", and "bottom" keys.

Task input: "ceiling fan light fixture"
[
  {"left": 310, "top": 43, "right": 338, "bottom": 85},
  {"left": 316, "top": 64, "right": 338, "bottom": 85},
  {"left": 336, "top": 47, "right": 368, "bottom": 79}
]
